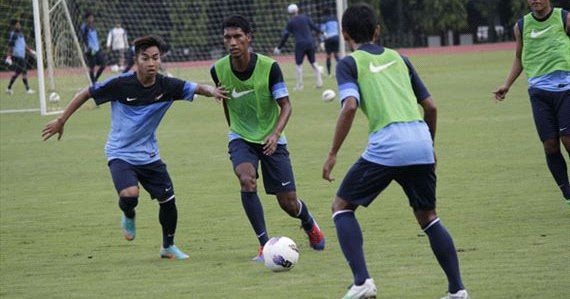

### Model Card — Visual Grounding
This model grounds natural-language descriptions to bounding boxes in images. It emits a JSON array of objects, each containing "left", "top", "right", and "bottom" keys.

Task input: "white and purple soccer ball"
[{"left": 262, "top": 236, "right": 299, "bottom": 272}]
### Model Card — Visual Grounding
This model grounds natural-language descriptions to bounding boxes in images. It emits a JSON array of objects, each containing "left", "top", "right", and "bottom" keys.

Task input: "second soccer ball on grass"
[{"left": 322, "top": 89, "right": 336, "bottom": 102}]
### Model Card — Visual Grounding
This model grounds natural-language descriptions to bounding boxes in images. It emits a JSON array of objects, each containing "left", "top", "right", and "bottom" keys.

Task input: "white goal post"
[{"left": 2, "top": 0, "right": 345, "bottom": 115}]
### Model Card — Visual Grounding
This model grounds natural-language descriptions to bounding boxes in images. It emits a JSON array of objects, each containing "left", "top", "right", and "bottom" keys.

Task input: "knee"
[
  {"left": 414, "top": 209, "right": 438, "bottom": 228},
  {"left": 543, "top": 138, "right": 560, "bottom": 154},
  {"left": 238, "top": 174, "right": 257, "bottom": 192},
  {"left": 331, "top": 196, "right": 355, "bottom": 214},
  {"left": 119, "top": 186, "right": 139, "bottom": 198}
]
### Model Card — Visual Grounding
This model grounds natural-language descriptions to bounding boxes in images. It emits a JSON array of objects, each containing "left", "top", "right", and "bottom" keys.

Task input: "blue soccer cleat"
[
  {"left": 160, "top": 245, "right": 189, "bottom": 260},
  {"left": 121, "top": 215, "right": 136, "bottom": 241}
]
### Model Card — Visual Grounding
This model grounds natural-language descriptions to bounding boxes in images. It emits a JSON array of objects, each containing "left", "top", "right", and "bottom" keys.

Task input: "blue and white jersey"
[
  {"left": 7, "top": 30, "right": 26, "bottom": 58},
  {"left": 278, "top": 14, "right": 321, "bottom": 49},
  {"left": 89, "top": 73, "right": 198, "bottom": 165},
  {"left": 320, "top": 15, "right": 339, "bottom": 40},
  {"left": 336, "top": 44, "right": 434, "bottom": 166},
  {"left": 81, "top": 24, "right": 100, "bottom": 52}
]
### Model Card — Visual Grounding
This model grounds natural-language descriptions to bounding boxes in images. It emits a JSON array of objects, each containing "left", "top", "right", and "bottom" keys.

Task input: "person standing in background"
[
  {"left": 5, "top": 19, "right": 36, "bottom": 95},
  {"left": 107, "top": 21, "right": 128, "bottom": 71},
  {"left": 274, "top": 3, "right": 323, "bottom": 91}
]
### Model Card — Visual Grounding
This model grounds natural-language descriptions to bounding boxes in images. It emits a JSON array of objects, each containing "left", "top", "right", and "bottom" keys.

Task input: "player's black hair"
[
  {"left": 342, "top": 3, "right": 378, "bottom": 44},
  {"left": 84, "top": 11, "right": 93, "bottom": 19},
  {"left": 133, "top": 35, "right": 167, "bottom": 56},
  {"left": 222, "top": 15, "right": 252, "bottom": 35},
  {"left": 10, "top": 19, "right": 20, "bottom": 27}
]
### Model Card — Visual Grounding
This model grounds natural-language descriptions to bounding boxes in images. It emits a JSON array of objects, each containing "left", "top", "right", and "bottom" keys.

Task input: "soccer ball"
[
  {"left": 48, "top": 92, "right": 61, "bottom": 102},
  {"left": 322, "top": 89, "right": 336, "bottom": 102},
  {"left": 262, "top": 236, "right": 299, "bottom": 272}
]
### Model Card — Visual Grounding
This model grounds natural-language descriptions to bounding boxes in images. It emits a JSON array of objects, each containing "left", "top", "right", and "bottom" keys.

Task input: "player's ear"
[{"left": 373, "top": 25, "right": 380, "bottom": 42}]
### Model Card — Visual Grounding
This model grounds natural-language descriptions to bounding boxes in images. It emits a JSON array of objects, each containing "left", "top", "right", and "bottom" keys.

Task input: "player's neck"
[
  {"left": 231, "top": 53, "right": 250, "bottom": 72},
  {"left": 533, "top": 6, "right": 552, "bottom": 19},
  {"left": 137, "top": 73, "right": 156, "bottom": 87}
]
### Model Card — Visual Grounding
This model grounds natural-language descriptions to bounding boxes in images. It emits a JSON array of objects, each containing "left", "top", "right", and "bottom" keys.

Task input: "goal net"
[{"left": 1, "top": 0, "right": 340, "bottom": 115}]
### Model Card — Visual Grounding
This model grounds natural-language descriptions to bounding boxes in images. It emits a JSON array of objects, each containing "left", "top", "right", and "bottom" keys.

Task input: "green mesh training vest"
[
  {"left": 522, "top": 8, "right": 570, "bottom": 78},
  {"left": 351, "top": 48, "right": 422, "bottom": 134},
  {"left": 214, "top": 54, "right": 282, "bottom": 143}
]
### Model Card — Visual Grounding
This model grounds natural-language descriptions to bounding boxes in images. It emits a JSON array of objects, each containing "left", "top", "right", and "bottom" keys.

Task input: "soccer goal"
[{"left": 2, "top": 0, "right": 344, "bottom": 115}]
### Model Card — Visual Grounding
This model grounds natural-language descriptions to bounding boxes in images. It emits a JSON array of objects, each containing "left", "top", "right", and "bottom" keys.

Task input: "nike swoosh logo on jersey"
[
  {"left": 231, "top": 88, "right": 254, "bottom": 98},
  {"left": 126, "top": 97, "right": 137, "bottom": 102},
  {"left": 530, "top": 26, "right": 552, "bottom": 38},
  {"left": 155, "top": 93, "right": 164, "bottom": 101},
  {"left": 369, "top": 61, "right": 396, "bottom": 73}
]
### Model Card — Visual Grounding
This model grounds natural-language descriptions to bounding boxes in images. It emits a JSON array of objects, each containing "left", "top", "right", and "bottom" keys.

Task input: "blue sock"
[
  {"left": 241, "top": 191, "right": 269, "bottom": 246},
  {"left": 423, "top": 218, "right": 464, "bottom": 293},
  {"left": 333, "top": 210, "right": 369, "bottom": 286},
  {"left": 296, "top": 199, "right": 314, "bottom": 231},
  {"left": 545, "top": 152, "right": 570, "bottom": 199}
]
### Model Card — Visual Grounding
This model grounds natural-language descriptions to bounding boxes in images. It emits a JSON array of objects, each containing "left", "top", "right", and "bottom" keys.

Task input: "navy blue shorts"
[
  {"left": 294, "top": 43, "right": 316, "bottom": 65},
  {"left": 108, "top": 159, "right": 174, "bottom": 200},
  {"left": 85, "top": 50, "right": 105, "bottom": 68},
  {"left": 228, "top": 139, "right": 296, "bottom": 194},
  {"left": 337, "top": 158, "right": 436, "bottom": 210},
  {"left": 324, "top": 37, "right": 339, "bottom": 54},
  {"left": 11, "top": 57, "right": 27, "bottom": 74},
  {"left": 529, "top": 88, "right": 570, "bottom": 141}
]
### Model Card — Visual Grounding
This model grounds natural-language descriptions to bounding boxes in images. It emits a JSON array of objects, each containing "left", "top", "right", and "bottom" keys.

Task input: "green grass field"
[{"left": 1, "top": 50, "right": 569, "bottom": 298}]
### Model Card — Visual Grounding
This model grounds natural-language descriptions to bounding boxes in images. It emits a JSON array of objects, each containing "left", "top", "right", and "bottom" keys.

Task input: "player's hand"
[
  {"left": 5, "top": 56, "right": 12, "bottom": 66},
  {"left": 322, "top": 153, "right": 336, "bottom": 182},
  {"left": 42, "top": 118, "right": 65, "bottom": 141},
  {"left": 493, "top": 85, "right": 509, "bottom": 102},
  {"left": 273, "top": 47, "right": 281, "bottom": 55},
  {"left": 319, "top": 42, "right": 325, "bottom": 52},
  {"left": 29, "top": 50, "right": 37, "bottom": 57},
  {"left": 262, "top": 133, "right": 279, "bottom": 156}
]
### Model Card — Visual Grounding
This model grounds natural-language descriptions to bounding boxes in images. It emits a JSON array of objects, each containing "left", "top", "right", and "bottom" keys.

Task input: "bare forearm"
[
  {"left": 58, "top": 88, "right": 91, "bottom": 123},
  {"left": 329, "top": 104, "right": 356, "bottom": 156}
]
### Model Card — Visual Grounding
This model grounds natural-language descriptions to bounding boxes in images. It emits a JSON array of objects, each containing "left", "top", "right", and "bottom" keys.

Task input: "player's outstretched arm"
[
  {"left": 493, "top": 23, "right": 523, "bottom": 101},
  {"left": 196, "top": 84, "right": 228, "bottom": 101},
  {"left": 323, "top": 97, "right": 358, "bottom": 182},
  {"left": 42, "top": 87, "right": 91, "bottom": 141}
]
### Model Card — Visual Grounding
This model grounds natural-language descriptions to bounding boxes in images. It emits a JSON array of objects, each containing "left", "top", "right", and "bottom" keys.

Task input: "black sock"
[
  {"left": 159, "top": 197, "right": 177, "bottom": 248},
  {"left": 241, "top": 191, "right": 269, "bottom": 246},
  {"left": 545, "top": 152, "right": 569, "bottom": 198},
  {"left": 296, "top": 199, "right": 314, "bottom": 231},
  {"left": 22, "top": 77, "right": 29, "bottom": 90},
  {"left": 118, "top": 197, "right": 138, "bottom": 218},
  {"left": 8, "top": 75, "right": 18, "bottom": 89}
]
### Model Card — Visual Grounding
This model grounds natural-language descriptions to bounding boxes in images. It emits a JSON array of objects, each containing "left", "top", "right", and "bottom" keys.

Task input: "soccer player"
[
  {"left": 106, "top": 21, "right": 129, "bottom": 71},
  {"left": 211, "top": 15, "right": 325, "bottom": 261},
  {"left": 493, "top": 0, "right": 570, "bottom": 204},
  {"left": 5, "top": 19, "right": 36, "bottom": 95},
  {"left": 42, "top": 35, "right": 228, "bottom": 260},
  {"left": 273, "top": 3, "right": 323, "bottom": 91},
  {"left": 81, "top": 12, "right": 106, "bottom": 84},
  {"left": 322, "top": 4, "right": 468, "bottom": 299},
  {"left": 320, "top": 7, "right": 340, "bottom": 77}
]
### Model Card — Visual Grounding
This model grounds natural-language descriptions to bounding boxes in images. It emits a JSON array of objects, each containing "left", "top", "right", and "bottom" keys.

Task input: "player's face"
[
  {"left": 528, "top": 0, "right": 550, "bottom": 12},
  {"left": 136, "top": 46, "right": 161, "bottom": 77},
  {"left": 223, "top": 27, "right": 251, "bottom": 58}
]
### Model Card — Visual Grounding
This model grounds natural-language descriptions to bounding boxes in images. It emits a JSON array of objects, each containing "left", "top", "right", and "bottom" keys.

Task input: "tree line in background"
[{"left": 2, "top": 0, "right": 570, "bottom": 68}]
